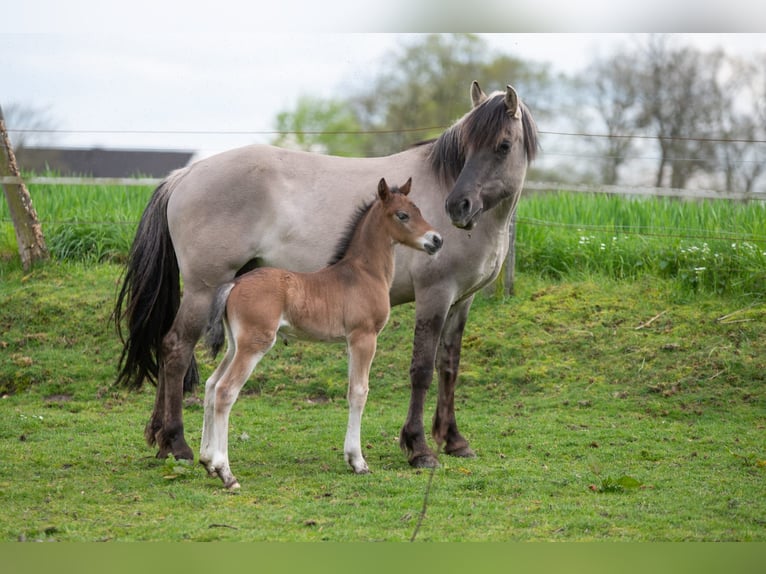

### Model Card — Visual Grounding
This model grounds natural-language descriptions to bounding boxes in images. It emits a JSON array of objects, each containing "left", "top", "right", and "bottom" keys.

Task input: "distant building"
[{"left": 15, "top": 147, "right": 195, "bottom": 178}]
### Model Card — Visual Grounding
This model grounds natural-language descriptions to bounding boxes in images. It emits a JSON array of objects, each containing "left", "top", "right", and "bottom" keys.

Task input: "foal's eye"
[
  {"left": 498, "top": 140, "right": 512, "bottom": 155},
  {"left": 396, "top": 212, "right": 410, "bottom": 222}
]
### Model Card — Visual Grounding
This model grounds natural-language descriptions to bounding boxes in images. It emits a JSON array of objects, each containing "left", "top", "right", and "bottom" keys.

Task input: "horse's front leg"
[
  {"left": 434, "top": 296, "right": 476, "bottom": 458},
  {"left": 344, "top": 330, "right": 377, "bottom": 474},
  {"left": 400, "top": 298, "right": 449, "bottom": 468}
]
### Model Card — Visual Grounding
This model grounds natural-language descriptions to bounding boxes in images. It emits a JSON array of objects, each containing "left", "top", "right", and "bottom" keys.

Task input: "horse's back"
[{"left": 164, "top": 144, "right": 431, "bottom": 288}]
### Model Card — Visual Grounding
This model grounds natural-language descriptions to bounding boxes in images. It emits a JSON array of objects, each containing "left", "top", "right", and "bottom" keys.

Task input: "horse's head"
[
  {"left": 378, "top": 178, "right": 443, "bottom": 255},
  {"left": 442, "top": 82, "right": 538, "bottom": 230}
]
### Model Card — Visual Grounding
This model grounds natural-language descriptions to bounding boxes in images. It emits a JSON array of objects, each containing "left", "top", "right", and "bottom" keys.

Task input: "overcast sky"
[{"left": 3, "top": 4, "right": 764, "bottom": 158}]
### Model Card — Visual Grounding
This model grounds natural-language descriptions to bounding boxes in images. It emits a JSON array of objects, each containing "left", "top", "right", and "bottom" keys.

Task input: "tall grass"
[
  {"left": 516, "top": 192, "right": 766, "bottom": 296},
  {"left": 0, "top": 179, "right": 154, "bottom": 262},
  {"left": 2, "top": 181, "right": 765, "bottom": 295}
]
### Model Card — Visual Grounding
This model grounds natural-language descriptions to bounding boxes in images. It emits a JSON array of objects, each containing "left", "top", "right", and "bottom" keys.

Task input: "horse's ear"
[
  {"left": 399, "top": 177, "right": 412, "bottom": 196},
  {"left": 378, "top": 177, "right": 390, "bottom": 201},
  {"left": 471, "top": 81, "right": 487, "bottom": 108},
  {"left": 505, "top": 85, "right": 521, "bottom": 119}
]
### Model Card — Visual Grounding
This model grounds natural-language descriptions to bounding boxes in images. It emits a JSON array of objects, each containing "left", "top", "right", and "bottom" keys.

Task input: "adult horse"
[{"left": 115, "top": 81, "right": 539, "bottom": 468}]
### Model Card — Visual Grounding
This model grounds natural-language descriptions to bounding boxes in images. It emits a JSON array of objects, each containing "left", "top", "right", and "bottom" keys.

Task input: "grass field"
[{"left": 1, "top": 261, "right": 764, "bottom": 541}]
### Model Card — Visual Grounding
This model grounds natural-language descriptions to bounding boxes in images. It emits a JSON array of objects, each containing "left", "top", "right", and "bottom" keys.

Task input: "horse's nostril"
[
  {"left": 433, "top": 234, "right": 443, "bottom": 248},
  {"left": 461, "top": 198, "right": 471, "bottom": 214}
]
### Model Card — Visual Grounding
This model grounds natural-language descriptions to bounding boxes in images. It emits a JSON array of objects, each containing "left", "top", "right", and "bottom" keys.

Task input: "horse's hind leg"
[
  {"left": 153, "top": 288, "right": 215, "bottom": 460},
  {"left": 344, "top": 330, "right": 377, "bottom": 474},
  {"left": 434, "top": 296, "right": 475, "bottom": 458}
]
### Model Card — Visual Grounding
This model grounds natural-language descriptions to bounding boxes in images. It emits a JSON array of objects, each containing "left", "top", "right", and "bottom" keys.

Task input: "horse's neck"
[{"left": 340, "top": 204, "right": 395, "bottom": 285}]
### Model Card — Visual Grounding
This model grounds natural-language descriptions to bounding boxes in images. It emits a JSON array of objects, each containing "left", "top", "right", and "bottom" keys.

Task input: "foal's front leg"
[{"left": 344, "top": 330, "right": 377, "bottom": 474}]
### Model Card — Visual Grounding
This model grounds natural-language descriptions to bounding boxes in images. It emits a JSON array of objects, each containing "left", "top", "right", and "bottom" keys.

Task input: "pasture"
[{"left": 1, "top": 182, "right": 765, "bottom": 541}]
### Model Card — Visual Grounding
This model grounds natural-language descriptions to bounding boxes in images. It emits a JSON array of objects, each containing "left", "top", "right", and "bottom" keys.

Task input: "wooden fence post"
[{"left": 0, "top": 104, "right": 49, "bottom": 271}]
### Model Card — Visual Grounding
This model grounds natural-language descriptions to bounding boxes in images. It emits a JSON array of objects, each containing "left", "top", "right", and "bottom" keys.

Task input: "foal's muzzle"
[{"left": 423, "top": 231, "right": 443, "bottom": 255}]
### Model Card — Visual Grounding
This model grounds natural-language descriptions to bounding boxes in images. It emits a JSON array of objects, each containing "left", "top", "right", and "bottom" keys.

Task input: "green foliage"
[
  {"left": 589, "top": 460, "right": 644, "bottom": 493},
  {"left": 272, "top": 96, "right": 369, "bottom": 157}
]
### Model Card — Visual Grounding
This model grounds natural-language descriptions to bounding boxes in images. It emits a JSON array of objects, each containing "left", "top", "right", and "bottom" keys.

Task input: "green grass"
[
  {"left": 0, "top": 179, "right": 154, "bottom": 262},
  {"left": 516, "top": 191, "right": 766, "bottom": 296},
  {"left": 2, "top": 183, "right": 765, "bottom": 295},
  {"left": 1, "top": 261, "right": 764, "bottom": 541}
]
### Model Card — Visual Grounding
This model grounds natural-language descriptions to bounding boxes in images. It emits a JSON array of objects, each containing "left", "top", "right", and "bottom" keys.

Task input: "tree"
[
  {"left": 272, "top": 96, "right": 370, "bottom": 157},
  {"left": 636, "top": 36, "right": 722, "bottom": 189},
  {"left": 272, "top": 34, "right": 556, "bottom": 158},
  {"left": 0, "top": 104, "right": 49, "bottom": 271},
  {"left": 585, "top": 35, "right": 745, "bottom": 190},
  {"left": 712, "top": 54, "right": 766, "bottom": 193},
  {"left": 585, "top": 51, "right": 643, "bottom": 185}
]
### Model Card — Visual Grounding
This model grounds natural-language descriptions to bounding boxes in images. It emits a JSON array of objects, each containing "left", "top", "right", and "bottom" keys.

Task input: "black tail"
[
  {"left": 113, "top": 178, "right": 199, "bottom": 392},
  {"left": 205, "top": 282, "right": 234, "bottom": 358}
]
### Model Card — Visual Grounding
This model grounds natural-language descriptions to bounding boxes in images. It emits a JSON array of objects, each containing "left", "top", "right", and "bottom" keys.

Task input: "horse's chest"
[{"left": 468, "top": 235, "right": 509, "bottom": 293}]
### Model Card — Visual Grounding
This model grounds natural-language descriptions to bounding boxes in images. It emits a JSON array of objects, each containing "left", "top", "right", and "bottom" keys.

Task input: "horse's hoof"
[
  {"left": 226, "top": 481, "right": 241, "bottom": 491},
  {"left": 174, "top": 445, "right": 195, "bottom": 461},
  {"left": 409, "top": 454, "right": 440, "bottom": 469},
  {"left": 446, "top": 445, "right": 476, "bottom": 458}
]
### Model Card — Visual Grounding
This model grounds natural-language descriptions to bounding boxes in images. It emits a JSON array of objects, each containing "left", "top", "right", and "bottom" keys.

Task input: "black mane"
[
  {"left": 326, "top": 199, "right": 375, "bottom": 266},
  {"left": 427, "top": 93, "right": 539, "bottom": 184}
]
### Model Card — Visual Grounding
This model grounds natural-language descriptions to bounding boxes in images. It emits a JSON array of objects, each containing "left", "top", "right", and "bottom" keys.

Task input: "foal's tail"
[
  {"left": 205, "top": 282, "right": 235, "bottom": 358},
  {"left": 113, "top": 172, "right": 198, "bottom": 392}
]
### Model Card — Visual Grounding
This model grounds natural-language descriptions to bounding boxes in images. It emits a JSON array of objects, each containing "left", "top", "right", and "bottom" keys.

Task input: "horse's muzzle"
[{"left": 446, "top": 196, "right": 481, "bottom": 230}]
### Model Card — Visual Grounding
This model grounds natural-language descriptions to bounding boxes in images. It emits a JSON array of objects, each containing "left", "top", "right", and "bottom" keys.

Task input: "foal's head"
[{"left": 377, "top": 178, "right": 442, "bottom": 255}]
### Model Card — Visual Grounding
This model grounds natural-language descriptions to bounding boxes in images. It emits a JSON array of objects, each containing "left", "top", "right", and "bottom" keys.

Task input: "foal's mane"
[
  {"left": 327, "top": 184, "right": 407, "bottom": 266},
  {"left": 423, "top": 92, "right": 539, "bottom": 184}
]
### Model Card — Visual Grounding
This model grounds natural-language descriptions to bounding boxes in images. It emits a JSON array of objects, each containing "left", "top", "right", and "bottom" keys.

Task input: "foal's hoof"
[
  {"left": 409, "top": 453, "right": 440, "bottom": 469},
  {"left": 199, "top": 461, "right": 219, "bottom": 478}
]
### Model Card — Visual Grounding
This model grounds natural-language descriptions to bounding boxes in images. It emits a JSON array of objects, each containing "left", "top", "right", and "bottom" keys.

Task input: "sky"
[{"left": 2, "top": 3, "right": 765, "bottom": 159}]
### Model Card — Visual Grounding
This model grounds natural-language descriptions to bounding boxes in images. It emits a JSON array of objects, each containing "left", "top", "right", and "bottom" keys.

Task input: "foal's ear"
[
  {"left": 399, "top": 177, "right": 412, "bottom": 196},
  {"left": 378, "top": 177, "right": 390, "bottom": 201},
  {"left": 471, "top": 80, "right": 487, "bottom": 108}
]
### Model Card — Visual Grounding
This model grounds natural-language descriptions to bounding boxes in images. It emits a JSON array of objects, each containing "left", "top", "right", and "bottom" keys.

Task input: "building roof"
[{"left": 15, "top": 147, "right": 195, "bottom": 178}]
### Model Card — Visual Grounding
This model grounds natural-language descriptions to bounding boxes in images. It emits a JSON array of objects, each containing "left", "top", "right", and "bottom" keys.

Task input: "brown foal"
[{"left": 200, "top": 178, "right": 443, "bottom": 489}]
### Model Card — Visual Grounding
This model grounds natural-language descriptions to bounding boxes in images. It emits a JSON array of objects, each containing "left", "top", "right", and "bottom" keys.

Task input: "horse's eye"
[
  {"left": 498, "top": 140, "right": 512, "bottom": 155},
  {"left": 396, "top": 212, "right": 410, "bottom": 222}
]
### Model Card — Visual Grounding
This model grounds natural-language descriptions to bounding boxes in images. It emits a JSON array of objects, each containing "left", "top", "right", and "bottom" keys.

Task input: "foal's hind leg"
[
  {"left": 199, "top": 342, "right": 236, "bottom": 478},
  {"left": 204, "top": 335, "right": 275, "bottom": 489},
  {"left": 344, "top": 330, "right": 377, "bottom": 474}
]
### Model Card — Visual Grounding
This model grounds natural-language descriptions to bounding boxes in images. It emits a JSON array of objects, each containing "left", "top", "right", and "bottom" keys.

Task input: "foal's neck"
[{"left": 338, "top": 202, "right": 395, "bottom": 283}]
